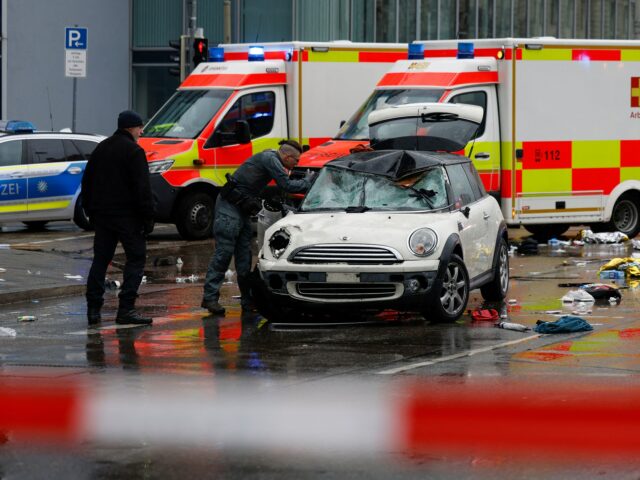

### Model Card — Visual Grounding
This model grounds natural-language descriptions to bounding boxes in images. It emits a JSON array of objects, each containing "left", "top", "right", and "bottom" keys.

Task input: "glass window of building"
[
  {"left": 352, "top": 0, "right": 375, "bottom": 41},
  {"left": 616, "top": 0, "right": 630, "bottom": 38},
  {"left": 560, "top": 0, "right": 575, "bottom": 37},
  {"left": 496, "top": 1, "right": 512, "bottom": 36},
  {"left": 514, "top": 0, "right": 528, "bottom": 36},
  {"left": 604, "top": 0, "right": 615, "bottom": 37},
  {"left": 242, "top": 0, "right": 291, "bottom": 42},
  {"left": 398, "top": 0, "right": 417, "bottom": 42},
  {"left": 546, "top": 0, "right": 559, "bottom": 37},
  {"left": 133, "top": 0, "right": 182, "bottom": 48},
  {"left": 458, "top": 0, "right": 476, "bottom": 38},
  {"left": 478, "top": 0, "right": 494, "bottom": 38},
  {"left": 590, "top": 0, "right": 603, "bottom": 37},
  {"left": 529, "top": 0, "right": 544, "bottom": 36},
  {"left": 576, "top": 0, "right": 588, "bottom": 37},
  {"left": 376, "top": 0, "right": 397, "bottom": 41},
  {"left": 133, "top": 67, "right": 181, "bottom": 123},
  {"left": 439, "top": 1, "right": 457, "bottom": 38},
  {"left": 198, "top": 0, "right": 224, "bottom": 45},
  {"left": 420, "top": 0, "right": 439, "bottom": 39}
]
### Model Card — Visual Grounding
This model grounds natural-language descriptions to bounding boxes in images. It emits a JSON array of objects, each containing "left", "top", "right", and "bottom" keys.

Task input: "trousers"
[
  {"left": 86, "top": 215, "right": 147, "bottom": 311},
  {"left": 203, "top": 197, "right": 253, "bottom": 303}
]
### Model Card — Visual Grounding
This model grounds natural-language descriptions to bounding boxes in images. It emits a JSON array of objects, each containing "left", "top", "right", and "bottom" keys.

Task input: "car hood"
[{"left": 264, "top": 211, "right": 454, "bottom": 260}]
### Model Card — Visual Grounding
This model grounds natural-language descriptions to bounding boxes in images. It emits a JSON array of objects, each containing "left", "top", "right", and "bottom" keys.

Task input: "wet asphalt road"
[{"left": 1, "top": 222, "right": 640, "bottom": 478}]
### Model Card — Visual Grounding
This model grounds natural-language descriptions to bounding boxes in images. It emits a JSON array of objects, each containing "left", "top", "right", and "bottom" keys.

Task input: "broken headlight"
[
  {"left": 408, "top": 228, "right": 437, "bottom": 256},
  {"left": 269, "top": 228, "right": 291, "bottom": 259}
]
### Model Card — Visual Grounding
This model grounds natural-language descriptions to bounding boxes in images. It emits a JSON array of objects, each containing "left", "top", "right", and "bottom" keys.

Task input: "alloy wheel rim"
[{"left": 440, "top": 262, "right": 467, "bottom": 315}]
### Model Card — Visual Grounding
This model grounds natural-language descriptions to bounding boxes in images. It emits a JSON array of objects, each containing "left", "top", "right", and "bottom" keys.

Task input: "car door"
[
  {"left": 25, "top": 137, "right": 80, "bottom": 220},
  {"left": 0, "top": 137, "right": 28, "bottom": 221},
  {"left": 446, "top": 163, "right": 489, "bottom": 279}
]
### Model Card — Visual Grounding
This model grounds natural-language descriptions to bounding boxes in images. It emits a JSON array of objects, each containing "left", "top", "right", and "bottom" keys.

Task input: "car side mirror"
[
  {"left": 205, "top": 120, "right": 252, "bottom": 148},
  {"left": 462, "top": 206, "right": 471, "bottom": 218}
]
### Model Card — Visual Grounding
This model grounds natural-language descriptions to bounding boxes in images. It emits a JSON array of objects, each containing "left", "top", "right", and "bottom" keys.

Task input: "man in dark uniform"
[
  {"left": 83, "top": 110, "right": 155, "bottom": 326},
  {"left": 201, "top": 140, "right": 311, "bottom": 315}
]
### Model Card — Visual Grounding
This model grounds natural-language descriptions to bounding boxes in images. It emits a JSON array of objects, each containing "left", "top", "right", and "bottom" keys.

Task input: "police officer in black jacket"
[{"left": 82, "top": 110, "right": 155, "bottom": 326}]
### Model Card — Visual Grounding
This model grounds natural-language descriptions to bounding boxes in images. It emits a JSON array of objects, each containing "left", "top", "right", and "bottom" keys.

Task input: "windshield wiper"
[
  {"left": 406, "top": 187, "right": 436, "bottom": 208},
  {"left": 345, "top": 206, "right": 370, "bottom": 213}
]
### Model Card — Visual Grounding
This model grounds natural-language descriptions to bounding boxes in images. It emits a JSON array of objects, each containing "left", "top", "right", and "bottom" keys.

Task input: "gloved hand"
[{"left": 143, "top": 218, "right": 155, "bottom": 235}]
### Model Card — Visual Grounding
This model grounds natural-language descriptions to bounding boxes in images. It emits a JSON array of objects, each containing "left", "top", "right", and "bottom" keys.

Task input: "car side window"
[
  {"left": 69, "top": 140, "right": 98, "bottom": 161},
  {"left": 0, "top": 140, "right": 24, "bottom": 167},
  {"left": 446, "top": 163, "right": 478, "bottom": 208},
  {"left": 462, "top": 163, "right": 485, "bottom": 199},
  {"left": 217, "top": 91, "right": 275, "bottom": 140},
  {"left": 27, "top": 139, "right": 68, "bottom": 164},
  {"left": 449, "top": 91, "right": 487, "bottom": 137}
]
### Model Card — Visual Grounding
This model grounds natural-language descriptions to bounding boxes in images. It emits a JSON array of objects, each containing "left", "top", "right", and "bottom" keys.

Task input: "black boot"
[
  {"left": 237, "top": 274, "right": 256, "bottom": 312},
  {"left": 87, "top": 306, "right": 102, "bottom": 326},
  {"left": 115, "top": 308, "right": 152, "bottom": 325}
]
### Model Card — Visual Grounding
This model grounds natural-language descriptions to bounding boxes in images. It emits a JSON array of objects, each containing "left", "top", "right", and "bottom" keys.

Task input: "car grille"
[
  {"left": 290, "top": 244, "right": 402, "bottom": 265},
  {"left": 296, "top": 282, "right": 398, "bottom": 300}
]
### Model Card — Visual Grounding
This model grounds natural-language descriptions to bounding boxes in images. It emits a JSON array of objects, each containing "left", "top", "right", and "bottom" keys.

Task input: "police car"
[{"left": 0, "top": 121, "right": 104, "bottom": 230}]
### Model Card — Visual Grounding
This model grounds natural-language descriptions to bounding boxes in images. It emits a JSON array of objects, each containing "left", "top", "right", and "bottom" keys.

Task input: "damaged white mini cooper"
[{"left": 255, "top": 103, "right": 508, "bottom": 322}]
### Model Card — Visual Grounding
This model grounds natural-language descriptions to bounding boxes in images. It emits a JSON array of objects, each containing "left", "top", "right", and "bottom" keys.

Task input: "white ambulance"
[
  {"left": 140, "top": 41, "right": 406, "bottom": 239},
  {"left": 298, "top": 38, "right": 640, "bottom": 239}
]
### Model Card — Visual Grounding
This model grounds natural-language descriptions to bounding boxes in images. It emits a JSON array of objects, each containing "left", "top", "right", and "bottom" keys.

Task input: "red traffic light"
[{"left": 192, "top": 38, "right": 209, "bottom": 67}]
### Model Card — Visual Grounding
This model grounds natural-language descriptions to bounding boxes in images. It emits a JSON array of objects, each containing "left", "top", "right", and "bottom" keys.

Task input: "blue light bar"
[
  {"left": 408, "top": 43, "right": 425, "bottom": 60},
  {"left": 248, "top": 45, "right": 265, "bottom": 62},
  {"left": 0, "top": 120, "right": 35, "bottom": 133},
  {"left": 457, "top": 42, "right": 475, "bottom": 59},
  {"left": 208, "top": 47, "right": 224, "bottom": 62}
]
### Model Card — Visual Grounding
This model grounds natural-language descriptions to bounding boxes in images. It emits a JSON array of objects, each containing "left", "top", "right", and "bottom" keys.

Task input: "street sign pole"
[{"left": 65, "top": 26, "right": 88, "bottom": 132}]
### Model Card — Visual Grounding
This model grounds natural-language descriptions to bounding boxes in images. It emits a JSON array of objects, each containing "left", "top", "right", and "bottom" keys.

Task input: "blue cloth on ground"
[{"left": 534, "top": 315, "right": 593, "bottom": 334}]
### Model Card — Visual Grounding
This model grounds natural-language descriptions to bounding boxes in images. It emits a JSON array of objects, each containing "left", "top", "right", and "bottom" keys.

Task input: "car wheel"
[
  {"left": 73, "top": 195, "right": 93, "bottom": 231},
  {"left": 426, "top": 254, "right": 469, "bottom": 323},
  {"left": 523, "top": 224, "right": 569, "bottom": 241},
  {"left": 480, "top": 238, "right": 509, "bottom": 301},
  {"left": 175, "top": 192, "right": 214, "bottom": 240},
  {"left": 606, "top": 193, "right": 640, "bottom": 239},
  {"left": 23, "top": 221, "right": 48, "bottom": 231}
]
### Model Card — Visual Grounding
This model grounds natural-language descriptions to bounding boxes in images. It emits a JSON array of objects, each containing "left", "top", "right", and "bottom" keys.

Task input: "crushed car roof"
[{"left": 326, "top": 149, "right": 468, "bottom": 181}]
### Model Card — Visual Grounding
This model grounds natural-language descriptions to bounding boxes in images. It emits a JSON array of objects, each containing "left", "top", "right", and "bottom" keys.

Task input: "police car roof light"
[
  {"left": 0, "top": 120, "right": 35, "bottom": 133},
  {"left": 457, "top": 42, "right": 475, "bottom": 59},
  {"left": 408, "top": 43, "right": 424, "bottom": 60},
  {"left": 248, "top": 45, "right": 265, "bottom": 62},
  {"left": 208, "top": 47, "right": 225, "bottom": 62}
]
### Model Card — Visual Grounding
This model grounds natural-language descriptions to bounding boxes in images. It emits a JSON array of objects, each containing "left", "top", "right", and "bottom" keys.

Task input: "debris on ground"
[
  {"left": 580, "top": 229, "right": 629, "bottom": 244},
  {"left": 224, "top": 269, "right": 236, "bottom": 284},
  {"left": 153, "top": 256, "right": 175, "bottom": 266},
  {"left": 105, "top": 279, "right": 121, "bottom": 290},
  {"left": 534, "top": 315, "right": 593, "bottom": 333},
  {"left": 0, "top": 327, "right": 16, "bottom": 337},
  {"left": 632, "top": 239, "right": 640, "bottom": 250},
  {"left": 471, "top": 308, "right": 499, "bottom": 322},
  {"left": 561, "top": 289, "right": 595, "bottom": 304},
  {"left": 176, "top": 274, "right": 199, "bottom": 283},
  {"left": 495, "top": 321, "right": 530, "bottom": 332},
  {"left": 64, "top": 274, "right": 83, "bottom": 280},
  {"left": 516, "top": 238, "right": 539, "bottom": 255},
  {"left": 17, "top": 315, "right": 36, "bottom": 322},
  {"left": 598, "top": 257, "right": 640, "bottom": 279},
  {"left": 579, "top": 283, "right": 622, "bottom": 304}
]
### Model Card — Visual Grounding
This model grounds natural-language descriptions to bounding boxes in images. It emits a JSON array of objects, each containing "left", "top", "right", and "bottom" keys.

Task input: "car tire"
[
  {"left": 604, "top": 192, "right": 640, "bottom": 239},
  {"left": 175, "top": 192, "right": 214, "bottom": 240},
  {"left": 23, "top": 221, "right": 48, "bottom": 231},
  {"left": 426, "top": 254, "right": 469, "bottom": 323},
  {"left": 523, "top": 224, "right": 569, "bottom": 240},
  {"left": 73, "top": 195, "right": 93, "bottom": 231},
  {"left": 480, "top": 238, "right": 509, "bottom": 301}
]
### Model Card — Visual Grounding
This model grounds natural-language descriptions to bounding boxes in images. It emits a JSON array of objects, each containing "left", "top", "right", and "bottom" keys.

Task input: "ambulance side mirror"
[{"left": 206, "top": 120, "right": 252, "bottom": 148}]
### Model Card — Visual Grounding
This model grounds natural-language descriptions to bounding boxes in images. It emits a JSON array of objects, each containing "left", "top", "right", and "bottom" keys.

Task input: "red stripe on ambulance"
[
  {"left": 377, "top": 71, "right": 498, "bottom": 88},
  {"left": 181, "top": 73, "right": 287, "bottom": 88},
  {"left": 359, "top": 51, "right": 407, "bottom": 63},
  {"left": 621, "top": 140, "right": 640, "bottom": 167},
  {"left": 522, "top": 141, "right": 572, "bottom": 169},
  {"left": 572, "top": 49, "right": 621, "bottom": 61},
  {"left": 162, "top": 169, "right": 202, "bottom": 187},
  {"left": 572, "top": 168, "right": 620, "bottom": 194}
]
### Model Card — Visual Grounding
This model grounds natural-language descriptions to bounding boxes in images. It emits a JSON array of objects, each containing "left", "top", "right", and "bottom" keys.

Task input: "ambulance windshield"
[
  {"left": 143, "top": 90, "right": 232, "bottom": 139},
  {"left": 335, "top": 89, "right": 445, "bottom": 141}
]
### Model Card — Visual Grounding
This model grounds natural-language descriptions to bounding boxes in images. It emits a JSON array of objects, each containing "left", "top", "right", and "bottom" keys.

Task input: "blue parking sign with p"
[{"left": 65, "top": 27, "right": 87, "bottom": 50}]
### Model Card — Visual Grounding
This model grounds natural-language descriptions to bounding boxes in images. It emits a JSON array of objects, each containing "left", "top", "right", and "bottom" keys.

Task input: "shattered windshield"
[
  {"left": 334, "top": 88, "right": 445, "bottom": 141},
  {"left": 300, "top": 166, "right": 449, "bottom": 212},
  {"left": 143, "top": 90, "right": 232, "bottom": 139}
]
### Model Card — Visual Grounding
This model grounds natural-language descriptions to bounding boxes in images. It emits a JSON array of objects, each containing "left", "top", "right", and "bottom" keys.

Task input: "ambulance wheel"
[
  {"left": 175, "top": 192, "right": 214, "bottom": 240},
  {"left": 523, "top": 224, "right": 569, "bottom": 240},
  {"left": 607, "top": 193, "right": 640, "bottom": 239},
  {"left": 23, "top": 221, "right": 48, "bottom": 231},
  {"left": 73, "top": 195, "right": 93, "bottom": 231}
]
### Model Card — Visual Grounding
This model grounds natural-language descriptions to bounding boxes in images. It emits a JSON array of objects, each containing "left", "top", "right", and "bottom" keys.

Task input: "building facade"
[{"left": 2, "top": 0, "right": 640, "bottom": 134}]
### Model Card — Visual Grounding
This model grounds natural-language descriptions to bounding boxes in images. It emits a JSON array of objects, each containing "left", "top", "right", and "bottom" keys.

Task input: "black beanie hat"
[{"left": 118, "top": 110, "right": 143, "bottom": 129}]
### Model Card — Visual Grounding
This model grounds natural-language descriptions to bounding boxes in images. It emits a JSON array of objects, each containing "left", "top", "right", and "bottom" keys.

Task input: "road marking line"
[
  {"left": 12, "top": 225, "right": 173, "bottom": 246},
  {"left": 376, "top": 334, "right": 541, "bottom": 375}
]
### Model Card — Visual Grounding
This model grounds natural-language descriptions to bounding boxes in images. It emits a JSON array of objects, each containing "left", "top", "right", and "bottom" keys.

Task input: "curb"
[{"left": 0, "top": 284, "right": 87, "bottom": 306}]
